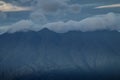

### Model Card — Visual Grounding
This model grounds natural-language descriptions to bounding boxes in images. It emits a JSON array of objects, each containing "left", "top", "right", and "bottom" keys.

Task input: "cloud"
[
  {"left": 30, "top": 0, "right": 81, "bottom": 15},
  {"left": 43, "top": 12, "right": 120, "bottom": 33},
  {"left": 26, "top": 0, "right": 82, "bottom": 24},
  {"left": 30, "top": 11, "right": 47, "bottom": 24},
  {"left": 68, "top": 4, "right": 81, "bottom": 13},
  {"left": 95, "top": 4, "right": 120, "bottom": 9},
  {"left": 0, "top": 12, "right": 120, "bottom": 34},
  {"left": 0, "top": 1, "right": 32, "bottom": 12},
  {"left": 0, "top": 20, "right": 34, "bottom": 34},
  {"left": 35, "top": 0, "right": 68, "bottom": 13}
]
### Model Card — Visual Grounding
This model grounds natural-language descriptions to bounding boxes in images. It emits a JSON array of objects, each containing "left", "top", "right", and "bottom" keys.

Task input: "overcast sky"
[{"left": 0, "top": 0, "right": 120, "bottom": 34}]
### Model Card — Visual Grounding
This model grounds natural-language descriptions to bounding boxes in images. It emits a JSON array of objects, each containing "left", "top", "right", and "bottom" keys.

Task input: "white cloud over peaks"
[
  {"left": 43, "top": 12, "right": 120, "bottom": 33},
  {"left": 0, "top": 12, "right": 120, "bottom": 34},
  {"left": 0, "top": 1, "right": 32, "bottom": 12},
  {"left": 8, "top": 20, "right": 34, "bottom": 33},
  {"left": 0, "top": 20, "right": 34, "bottom": 34}
]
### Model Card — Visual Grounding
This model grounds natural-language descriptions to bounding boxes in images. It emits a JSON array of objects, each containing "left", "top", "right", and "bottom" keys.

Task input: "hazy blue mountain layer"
[{"left": 0, "top": 29, "right": 120, "bottom": 80}]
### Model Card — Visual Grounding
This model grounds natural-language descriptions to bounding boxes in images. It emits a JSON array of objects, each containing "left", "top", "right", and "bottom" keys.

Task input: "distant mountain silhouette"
[{"left": 0, "top": 29, "right": 120, "bottom": 80}]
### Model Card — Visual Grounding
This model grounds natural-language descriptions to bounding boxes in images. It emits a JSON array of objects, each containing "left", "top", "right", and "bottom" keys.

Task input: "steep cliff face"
[{"left": 0, "top": 29, "right": 120, "bottom": 80}]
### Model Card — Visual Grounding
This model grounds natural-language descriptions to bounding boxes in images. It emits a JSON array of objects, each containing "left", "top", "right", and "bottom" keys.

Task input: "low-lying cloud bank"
[{"left": 0, "top": 12, "right": 120, "bottom": 34}]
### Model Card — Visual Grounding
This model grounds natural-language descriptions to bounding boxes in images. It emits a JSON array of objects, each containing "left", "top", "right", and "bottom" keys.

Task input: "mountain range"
[{"left": 0, "top": 29, "right": 120, "bottom": 80}]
